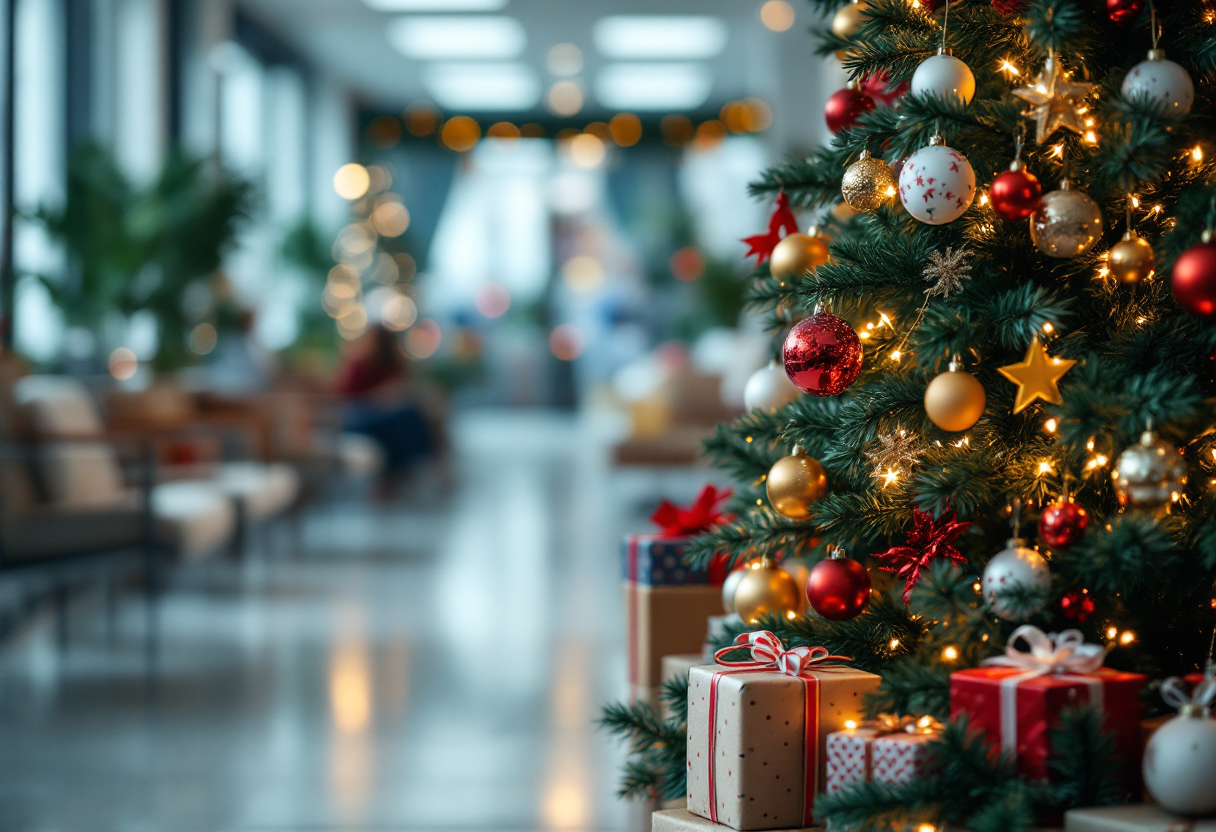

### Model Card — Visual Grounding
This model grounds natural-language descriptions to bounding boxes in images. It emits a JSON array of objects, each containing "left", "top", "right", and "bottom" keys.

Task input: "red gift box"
[{"left": 951, "top": 627, "right": 1146, "bottom": 785}]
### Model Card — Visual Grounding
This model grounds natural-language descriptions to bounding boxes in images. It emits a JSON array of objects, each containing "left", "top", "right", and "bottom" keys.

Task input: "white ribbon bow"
[
  {"left": 1161, "top": 675, "right": 1216, "bottom": 714},
  {"left": 982, "top": 625, "right": 1107, "bottom": 677},
  {"left": 714, "top": 630, "right": 851, "bottom": 677}
]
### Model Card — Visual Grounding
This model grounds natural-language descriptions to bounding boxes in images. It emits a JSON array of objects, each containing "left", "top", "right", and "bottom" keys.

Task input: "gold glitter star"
[
  {"left": 1012, "top": 54, "right": 1095, "bottom": 143},
  {"left": 997, "top": 336, "right": 1077, "bottom": 414}
]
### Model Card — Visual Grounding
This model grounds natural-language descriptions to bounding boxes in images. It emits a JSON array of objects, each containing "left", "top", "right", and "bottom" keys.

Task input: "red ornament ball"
[
  {"left": 1106, "top": 0, "right": 1143, "bottom": 24},
  {"left": 825, "top": 87, "right": 875, "bottom": 133},
  {"left": 807, "top": 556, "right": 872, "bottom": 621},
  {"left": 1060, "top": 589, "right": 1095, "bottom": 622},
  {"left": 783, "top": 312, "right": 864, "bottom": 397},
  {"left": 1039, "top": 499, "right": 1089, "bottom": 550},
  {"left": 1172, "top": 241, "right": 1216, "bottom": 317},
  {"left": 989, "top": 167, "right": 1042, "bottom": 222},
  {"left": 991, "top": 0, "right": 1027, "bottom": 13}
]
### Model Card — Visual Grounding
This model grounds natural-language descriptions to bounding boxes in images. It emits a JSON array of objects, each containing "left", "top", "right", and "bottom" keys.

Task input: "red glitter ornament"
[
  {"left": 825, "top": 86, "right": 875, "bottom": 133},
  {"left": 782, "top": 311, "right": 863, "bottom": 397},
  {"left": 1106, "top": 0, "right": 1143, "bottom": 24},
  {"left": 1039, "top": 498, "right": 1088, "bottom": 550},
  {"left": 1172, "top": 238, "right": 1216, "bottom": 317},
  {"left": 990, "top": 166, "right": 1042, "bottom": 222},
  {"left": 1060, "top": 589, "right": 1095, "bottom": 622},
  {"left": 807, "top": 552, "right": 872, "bottom": 621},
  {"left": 875, "top": 508, "right": 972, "bottom": 604}
]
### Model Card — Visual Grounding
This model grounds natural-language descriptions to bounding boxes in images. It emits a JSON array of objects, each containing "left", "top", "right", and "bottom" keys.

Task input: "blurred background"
[{"left": 0, "top": 0, "right": 839, "bottom": 829}]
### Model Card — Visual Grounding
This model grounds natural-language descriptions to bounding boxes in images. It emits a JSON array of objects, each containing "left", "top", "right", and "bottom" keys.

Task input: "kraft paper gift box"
[
  {"left": 950, "top": 627, "right": 1146, "bottom": 786},
  {"left": 1065, "top": 805, "right": 1216, "bottom": 832},
  {"left": 825, "top": 720, "right": 941, "bottom": 792},
  {"left": 652, "top": 808, "right": 819, "bottom": 832},
  {"left": 686, "top": 632, "right": 881, "bottom": 831}
]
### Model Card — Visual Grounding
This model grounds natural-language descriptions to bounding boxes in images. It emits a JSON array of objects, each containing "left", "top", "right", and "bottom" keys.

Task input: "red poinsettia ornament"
[
  {"left": 742, "top": 192, "right": 800, "bottom": 266},
  {"left": 875, "top": 507, "right": 972, "bottom": 604}
]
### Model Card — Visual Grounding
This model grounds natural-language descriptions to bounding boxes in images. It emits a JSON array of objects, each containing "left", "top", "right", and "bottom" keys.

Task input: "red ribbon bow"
[
  {"left": 742, "top": 192, "right": 801, "bottom": 266},
  {"left": 714, "top": 630, "right": 852, "bottom": 677},
  {"left": 649, "top": 484, "right": 733, "bottom": 537}
]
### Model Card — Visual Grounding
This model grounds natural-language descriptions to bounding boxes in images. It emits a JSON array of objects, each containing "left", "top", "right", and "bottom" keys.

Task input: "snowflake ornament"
[{"left": 923, "top": 247, "right": 975, "bottom": 299}]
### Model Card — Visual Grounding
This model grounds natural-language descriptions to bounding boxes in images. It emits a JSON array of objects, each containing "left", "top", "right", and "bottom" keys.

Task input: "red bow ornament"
[
  {"left": 742, "top": 192, "right": 801, "bottom": 266},
  {"left": 649, "top": 484, "right": 733, "bottom": 537}
]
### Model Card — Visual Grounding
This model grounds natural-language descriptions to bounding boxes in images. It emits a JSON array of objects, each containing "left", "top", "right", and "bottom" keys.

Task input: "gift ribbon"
[
  {"left": 1161, "top": 675, "right": 1216, "bottom": 715},
  {"left": 981, "top": 626, "right": 1108, "bottom": 758},
  {"left": 869, "top": 713, "right": 945, "bottom": 736},
  {"left": 707, "top": 631, "right": 851, "bottom": 827}
]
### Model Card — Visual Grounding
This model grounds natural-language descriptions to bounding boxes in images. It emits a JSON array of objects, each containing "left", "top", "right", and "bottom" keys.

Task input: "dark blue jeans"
[{"left": 344, "top": 402, "right": 434, "bottom": 473}]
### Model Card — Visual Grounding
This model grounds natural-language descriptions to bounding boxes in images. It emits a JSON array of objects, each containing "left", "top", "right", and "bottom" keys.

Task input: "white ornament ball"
[
  {"left": 898, "top": 141, "right": 976, "bottom": 225},
  {"left": 1122, "top": 52, "right": 1195, "bottom": 116},
  {"left": 1143, "top": 713, "right": 1216, "bottom": 815},
  {"left": 911, "top": 53, "right": 976, "bottom": 105},
  {"left": 981, "top": 540, "right": 1051, "bottom": 620},
  {"left": 744, "top": 360, "right": 802, "bottom": 412}
]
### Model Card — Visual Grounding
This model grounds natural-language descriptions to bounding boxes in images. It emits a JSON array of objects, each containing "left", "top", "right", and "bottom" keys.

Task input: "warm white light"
[
  {"left": 108, "top": 347, "right": 139, "bottom": 380},
  {"left": 593, "top": 16, "right": 727, "bottom": 59},
  {"left": 547, "top": 43, "right": 583, "bottom": 77},
  {"left": 760, "top": 1, "right": 796, "bottom": 31},
  {"left": 568, "top": 134, "right": 606, "bottom": 169},
  {"left": 844, "top": 720, "right": 859, "bottom": 730},
  {"left": 387, "top": 16, "right": 526, "bottom": 59},
  {"left": 425, "top": 63, "right": 540, "bottom": 110},
  {"left": 334, "top": 164, "right": 370, "bottom": 201},
  {"left": 562, "top": 255, "right": 605, "bottom": 292},
  {"left": 547, "top": 80, "right": 584, "bottom": 116},
  {"left": 595, "top": 63, "right": 713, "bottom": 110}
]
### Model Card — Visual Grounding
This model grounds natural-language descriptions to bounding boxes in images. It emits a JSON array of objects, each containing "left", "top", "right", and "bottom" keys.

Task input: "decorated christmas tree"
[{"left": 602, "top": 1, "right": 1216, "bottom": 829}]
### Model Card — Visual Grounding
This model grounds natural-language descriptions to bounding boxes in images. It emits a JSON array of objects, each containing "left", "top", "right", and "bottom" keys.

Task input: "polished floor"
[{"left": 0, "top": 410, "right": 716, "bottom": 832}]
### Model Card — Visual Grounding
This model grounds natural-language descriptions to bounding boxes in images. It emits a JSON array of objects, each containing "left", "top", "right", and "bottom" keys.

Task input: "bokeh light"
[
  {"left": 760, "top": 0, "right": 796, "bottom": 31},
  {"left": 189, "top": 322, "right": 218, "bottom": 355},
  {"left": 487, "top": 121, "right": 522, "bottom": 140},
  {"left": 337, "top": 305, "right": 369, "bottom": 340},
  {"left": 442, "top": 116, "right": 481, "bottom": 152},
  {"left": 562, "top": 255, "right": 605, "bottom": 293},
  {"left": 584, "top": 122, "right": 610, "bottom": 142},
  {"left": 568, "top": 133, "right": 606, "bottom": 168},
  {"left": 381, "top": 294, "right": 419, "bottom": 331},
  {"left": 474, "top": 283, "right": 512, "bottom": 318},
  {"left": 520, "top": 123, "right": 545, "bottom": 139},
  {"left": 670, "top": 247, "right": 705, "bottom": 281},
  {"left": 108, "top": 347, "right": 139, "bottom": 380},
  {"left": 547, "top": 81, "right": 583, "bottom": 116},
  {"left": 334, "top": 164, "right": 371, "bottom": 200},
  {"left": 371, "top": 200, "right": 411, "bottom": 237},
  {"left": 694, "top": 119, "right": 727, "bottom": 149},
  {"left": 609, "top": 113, "right": 642, "bottom": 147},
  {"left": 661, "top": 114, "right": 694, "bottom": 147},
  {"left": 393, "top": 252, "right": 418, "bottom": 281},
  {"left": 406, "top": 319, "right": 442, "bottom": 359},
  {"left": 366, "top": 165, "right": 392, "bottom": 194},
  {"left": 366, "top": 115, "right": 403, "bottom": 148},
  {"left": 549, "top": 324, "right": 583, "bottom": 361},
  {"left": 547, "top": 43, "right": 583, "bottom": 76},
  {"left": 404, "top": 100, "right": 441, "bottom": 136}
]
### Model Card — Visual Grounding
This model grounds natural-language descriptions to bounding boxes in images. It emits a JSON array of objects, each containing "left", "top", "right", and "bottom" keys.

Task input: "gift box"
[
  {"left": 951, "top": 627, "right": 1146, "bottom": 785},
  {"left": 686, "top": 632, "right": 881, "bottom": 830},
  {"left": 653, "top": 808, "right": 819, "bottom": 832},
  {"left": 825, "top": 720, "right": 941, "bottom": 793},
  {"left": 1065, "top": 805, "right": 1216, "bottom": 832},
  {"left": 624, "top": 487, "right": 732, "bottom": 691}
]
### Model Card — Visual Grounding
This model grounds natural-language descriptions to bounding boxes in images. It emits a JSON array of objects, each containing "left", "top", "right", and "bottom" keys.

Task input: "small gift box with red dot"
[{"left": 825, "top": 718, "right": 942, "bottom": 793}]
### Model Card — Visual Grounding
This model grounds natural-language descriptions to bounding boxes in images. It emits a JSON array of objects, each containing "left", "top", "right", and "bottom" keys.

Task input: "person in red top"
[{"left": 336, "top": 325, "right": 433, "bottom": 476}]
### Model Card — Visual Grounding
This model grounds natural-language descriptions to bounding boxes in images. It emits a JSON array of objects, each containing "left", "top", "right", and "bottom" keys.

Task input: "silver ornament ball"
[
  {"left": 744, "top": 360, "right": 802, "bottom": 412},
  {"left": 721, "top": 566, "right": 748, "bottom": 615},
  {"left": 911, "top": 51, "right": 976, "bottom": 105},
  {"left": 1030, "top": 184, "right": 1103, "bottom": 258},
  {"left": 981, "top": 539, "right": 1051, "bottom": 621},
  {"left": 1143, "top": 712, "right": 1216, "bottom": 815},
  {"left": 1113, "top": 430, "right": 1187, "bottom": 512},
  {"left": 1122, "top": 50, "right": 1194, "bottom": 116}
]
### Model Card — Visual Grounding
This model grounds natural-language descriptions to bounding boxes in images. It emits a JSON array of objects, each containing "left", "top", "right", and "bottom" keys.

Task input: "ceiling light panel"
[
  {"left": 387, "top": 16, "right": 526, "bottom": 60},
  {"left": 364, "top": 0, "right": 507, "bottom": 10},
  {"left": 595, "top": 63, "right": 713, "bottom": 111},
  {"left": 593, "top": 16, "right": 728, "bottom": 60},
  {"left": 425, "top": 63, "right": 541, "bottom": 110}
]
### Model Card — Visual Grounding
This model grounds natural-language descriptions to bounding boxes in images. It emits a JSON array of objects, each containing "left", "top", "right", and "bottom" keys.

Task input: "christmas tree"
[{"left": 603, "top": 1, "right": 1216, "bottom": 828}]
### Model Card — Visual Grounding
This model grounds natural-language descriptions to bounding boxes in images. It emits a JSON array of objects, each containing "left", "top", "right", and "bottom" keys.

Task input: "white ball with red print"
[{"left": 898, "top": 138, "right": 976, "bottom": 226}]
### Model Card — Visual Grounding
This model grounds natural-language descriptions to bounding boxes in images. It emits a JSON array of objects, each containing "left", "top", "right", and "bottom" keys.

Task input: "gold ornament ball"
[
  {"left": 1113, "top": 430, "right": 1187, "bottom": 514},
  {"left": 831, "top": 1, "right": 870, "bottom": 42},
  {"left": 1030, "top": 184, "right": 1103, "bottom": 259},
  {"left": 733, "top": 563, "right": 804, "bottom": 625},
  {"left": 1107, "top": 231, "right": 1155, "bottom": 284},
  {"left": 766, "top": 451, "right": 829, "bottom": 519},
  {"left": 924, "top": 368, "right": 986, "bottom": 432},
  {"left": 842, "top": 151, "right": 898, "bottom": 212},
  {"left": 771, "top": 232, "right": 830, "bottom": 280}
]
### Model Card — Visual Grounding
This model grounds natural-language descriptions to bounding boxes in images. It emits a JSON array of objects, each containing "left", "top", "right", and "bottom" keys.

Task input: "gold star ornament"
[
  {"left": 998, "top": 336, "right": 1077, "bottom": 414},
  {"left": 1012, "top": 53, "right": 1095, "bottom": 143}
]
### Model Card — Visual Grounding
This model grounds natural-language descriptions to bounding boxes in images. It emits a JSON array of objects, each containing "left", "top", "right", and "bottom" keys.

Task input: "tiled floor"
[{"left": 0, "top": 409, "right": 719, "bottom": 832}]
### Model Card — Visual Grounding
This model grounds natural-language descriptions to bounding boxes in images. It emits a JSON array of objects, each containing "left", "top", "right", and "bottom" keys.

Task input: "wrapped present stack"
[
  {"left": 623, "top": 486, "right": 732, "bottom": 704},
  {"left": 685, "top": 631, "right": 881, "bottom": 830}
]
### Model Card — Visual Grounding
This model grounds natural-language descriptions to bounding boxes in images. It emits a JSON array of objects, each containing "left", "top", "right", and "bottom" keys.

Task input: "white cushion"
[
  {"left": 151, "top": 481, "right": 236, "bottom": 559},
  {"left": 14, "top": 376, "right": 124, "bottom": 506},
  {"left": 212, "top": 461, "right": 300, "bottom": 520}
]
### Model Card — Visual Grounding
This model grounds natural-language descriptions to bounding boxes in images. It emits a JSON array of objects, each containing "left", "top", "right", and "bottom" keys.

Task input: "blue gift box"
[{"left": 622, "top": 534, "right": 711, "bottom": 586}]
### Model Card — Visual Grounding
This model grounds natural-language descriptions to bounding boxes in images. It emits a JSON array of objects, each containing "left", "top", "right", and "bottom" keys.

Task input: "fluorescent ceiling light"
[
  {"left": 593, "top": 16, "right": 727, "bottom": 59},
  {"left": 595, "top": 63, "right": 713, "bottom": 111},
  {"left": 387, "top": 16, "right": 525, "bottom": 60},
  {"left": 364, "top": 0, "right": 507, "bottom": 9},
  {"left": 425, "top": 63, "right": 541, "bottom": 110}
]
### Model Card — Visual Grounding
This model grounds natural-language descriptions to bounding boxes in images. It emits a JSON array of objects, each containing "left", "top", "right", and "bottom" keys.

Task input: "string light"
[
  {"left": 889, "top": 638, "right": 901, "bottom": 650},
  {"left": 942, "top": 646, "right": 959, "bottom": 661},
  {"left": 1119, "top": 630, "right": 1137, "bottom": 645},
  {"left": 845, "top": 719, "right": 859, "bottom": 730},
  {"left": 882, "top": 467, "right": 901, "bottom": 487},
  {"left": 1050, "top": 143, "right": 1065, "bottom": 159},
  {"left": 916, "top": 824, "right": 937, "bottom": 832},
  {"left": 1037, "top": 460, "right": 1054, "bottom": 476},
  {"left": 1106, "top": 626, "right": 1118, "bottom": 639},
  {"left": 972, "top": 581, "right": 981, "bottom": 592},
  {"left": 1042, "top": 322, "right": 1054, "bottom": 334},
  {"left": 889, "top": 350, "right": 903, "bottom": 362},
  {"left": 998, "top": 58, "right": 1020, "bottom": 77},
  {"left": 1193, "top": 145, "right": 1204, "bottom": 162},
  {"left": 979, "top": 193, "right": 990, "bottom": 207},
  {"left": 745, "top": 436, "right": 753, "bottom": 443},
  {"left": 1044, "top": 418, "right": 1059, "bottom": 434}
]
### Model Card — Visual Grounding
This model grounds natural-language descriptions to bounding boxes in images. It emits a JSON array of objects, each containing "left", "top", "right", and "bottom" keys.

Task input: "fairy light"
[
  {"left": 879, "top": 312, "right": 893, "bottom": 327},
  {"left": 1151, "top": 204, "right": 1164, "bottom": 217},
  {"left": 979, "top": 193, "right": 990, "bottom": 207},
  {"left": 942, "top": 646, "right": 959, "bottom": 661},
  {"left": 890, "top": 350, "right": 903, "bottom": 362},
  {"left": 1130, "top": 195, "right": 1141, "bottom": 209},
  {"left": 845, "top": 719, "right": 859, "bottom": 730},
  {"left": 916, "top": 824, "right": 937, "bottom": 832},
  {"left": 972, "top": 581, "right": 981, "bottom": 592},
  {"left": 1086, "top": 438, "right": 1096, "bottom": 451},
  {"left": 1050, "top": 143, "right": 1065, "bottom": 159},
  {"left": 1042, "top": 322, "right": 1054, "bottom": 334},
  {"left": 1037, "top": 460, "right": 1054, "bottom": 476},
  {"left": 1136, "top": 316, "right": 1146, "bottom": 325},
  {"left": 745, "top": 436, "right": 753, "bottom": 443},
  {"left": 1193, "top": 145, "right": 1204, "bottom": 162},
  {"left": 882, "top": 467, "right": 901, "bottom": 487},
  {"left": 889, "top": 638, "right": 901, "bottom": 650},
  {"left": 1106, "top": 626, "right": 1118, "bottom": 640},
  {"left": 1044, "top": 418, "right": 1059, "bottom": 433},
  {"left": 951, "top": 436, "right": 969, "bottom": 449},
  {"left": 998, "top": 58, "right": 1020, "bottom": 76},
  {"left": 1119, "top": 630, "right": 1136, "bottom": 645}
]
